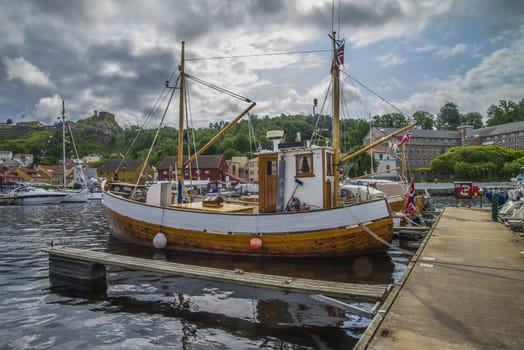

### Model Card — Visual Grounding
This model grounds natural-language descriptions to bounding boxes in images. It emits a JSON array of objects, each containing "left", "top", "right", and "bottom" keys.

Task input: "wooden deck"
[
  {"left": 355, "top": 207, "right": 524, "bottom": 350},
  {"left": 42, "top": 246, "right": 388, "bottom": 301}
]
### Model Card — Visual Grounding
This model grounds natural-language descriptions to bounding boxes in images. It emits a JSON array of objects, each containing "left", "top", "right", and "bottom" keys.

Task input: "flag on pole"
[
  {"left": 330, "top": 39, "right": 345, "bottom": 73},
  {"left": 403, "top": 178, "right": 417, "bottom": 217},
  {"left": 396, "top": 129, "right": 412, "bottom": 147},
  {"left": 336, "top": 39, "right": 345, "bottom": 66}
]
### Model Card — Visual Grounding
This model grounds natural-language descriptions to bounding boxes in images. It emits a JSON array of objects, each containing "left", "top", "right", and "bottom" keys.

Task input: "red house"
[{"left": 158, "top": 155, "right": 228, "bottom": 183}]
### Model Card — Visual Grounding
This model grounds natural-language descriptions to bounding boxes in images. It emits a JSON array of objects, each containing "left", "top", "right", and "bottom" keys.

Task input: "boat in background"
[
  {"left": 0, "top": 192, "right": 16, "bottom": 205},
  {"left": 103, "top": 34, "right": 394, "bottom": 258},
  {"left": 58, "top": 101, "right": 88, "bottom": 203},
  {"left": 88, "top": 186, "right": 102, "bottom": 200},
  {"left": 10, "top": 185, "right": 66, "bottom": 205}
]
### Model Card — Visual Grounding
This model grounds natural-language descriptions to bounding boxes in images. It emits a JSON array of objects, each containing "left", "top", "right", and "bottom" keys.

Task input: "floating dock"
[
  {"left": 42, "top": 246, "right": 388, "bottom": 302},
  {"left": 356, "top": 207, "right": 524, "bottom": 350}
]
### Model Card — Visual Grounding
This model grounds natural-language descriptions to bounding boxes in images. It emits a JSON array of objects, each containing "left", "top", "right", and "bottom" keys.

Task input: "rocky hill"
[
  {"left": 0, "top": 113, "right": 125, "bottom": 162},
  {"left": 72, "top": 113, "right": 123, "bottom": 145}
]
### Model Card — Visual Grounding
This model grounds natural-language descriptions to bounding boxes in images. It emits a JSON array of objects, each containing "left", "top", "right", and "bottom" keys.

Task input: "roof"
[
  {"left": 158, "top": 155, "right": 225, "bottom": 169},
  {"left": 474, "top": 121, "right": 524, "bottom": 137}
]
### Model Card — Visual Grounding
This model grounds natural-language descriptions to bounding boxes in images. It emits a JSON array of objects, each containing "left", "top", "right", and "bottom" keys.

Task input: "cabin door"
[{"left": 258, "top": 153, "right": 278, "bottom": 213}]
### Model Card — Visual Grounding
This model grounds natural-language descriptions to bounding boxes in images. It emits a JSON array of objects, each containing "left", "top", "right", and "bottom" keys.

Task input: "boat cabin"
[{"left": 258, "top": 131, "right": 335, "bottom": 213}]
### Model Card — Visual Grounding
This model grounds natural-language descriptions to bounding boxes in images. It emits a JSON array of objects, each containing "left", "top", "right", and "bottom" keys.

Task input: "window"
[
  {"left": 326, "top": 152, "right": 334, "bottom": 176},
  {"left": 267, "top": 160, "right": 277, "bottom": 175},
  {"left": 296, "top": 153, "right": 314, "bottom": 177}
]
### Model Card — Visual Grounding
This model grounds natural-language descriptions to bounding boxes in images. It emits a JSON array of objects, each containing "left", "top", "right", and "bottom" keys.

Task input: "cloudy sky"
[{"left": 1, "top": 0, "right": 523, "bottom": 129}]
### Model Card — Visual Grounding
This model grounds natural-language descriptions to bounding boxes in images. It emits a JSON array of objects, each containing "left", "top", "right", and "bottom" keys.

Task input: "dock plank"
[
  {"left": 356, "top": 208, "right": 524, "bottom": 350},
  {"left": 42, "top": 246, "right": 388, "bottom": 301}
]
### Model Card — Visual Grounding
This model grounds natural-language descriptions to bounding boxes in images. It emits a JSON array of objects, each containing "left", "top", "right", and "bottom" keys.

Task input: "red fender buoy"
[{"left": 249, "top": 237, "right": 263, "bottom": 250}]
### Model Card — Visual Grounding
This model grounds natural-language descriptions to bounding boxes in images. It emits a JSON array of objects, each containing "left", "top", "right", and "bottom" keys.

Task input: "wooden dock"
[
  {"left": 355, "top": 207, "right": 524, "bottom": 350},
  {"left": 42, "top": 246, "right": 388, "bottom": 302}
]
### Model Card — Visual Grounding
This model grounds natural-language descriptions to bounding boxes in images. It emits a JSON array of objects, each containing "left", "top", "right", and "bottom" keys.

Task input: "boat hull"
[
  {"left": 61, "top": 190, "right": 89, "bottom": 203},
  {"left": 103, "top": 192, "right": 393, "bottom": 258},
  {"left": 13, "top": 194, "right": 66, "bottom": 205}
]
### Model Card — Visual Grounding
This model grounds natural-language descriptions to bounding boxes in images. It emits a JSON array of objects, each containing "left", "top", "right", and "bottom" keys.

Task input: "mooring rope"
[{"left": 359, "top": 224, "right": 415, "bottom": 256}]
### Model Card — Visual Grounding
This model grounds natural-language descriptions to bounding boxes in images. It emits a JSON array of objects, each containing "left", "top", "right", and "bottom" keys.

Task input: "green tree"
[
  {"left": 486, "top": 99, "right": 524, "bottom": 126},
  {"left": 429, "top": 145, "right": 524, "bottom": 180},
  {"left": 342, "top": 145, "right": 376, "bottom": 178},
  {"left": 412, "top": 111, "right": 434, "bottom": 129},
  {"left": 372, "top": 113, "right": 408, "bottom": 128},
  {"left": 460, "top": 112, "right": 484, "bottom": 129},
  {"left": 437, "top": 102, "right": 461, "bottom": 130}
]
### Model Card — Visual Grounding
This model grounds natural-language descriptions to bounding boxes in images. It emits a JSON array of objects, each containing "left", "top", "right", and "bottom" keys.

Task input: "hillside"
[{"left": 0, "top": 114, "right": 124, "bottom": 165}]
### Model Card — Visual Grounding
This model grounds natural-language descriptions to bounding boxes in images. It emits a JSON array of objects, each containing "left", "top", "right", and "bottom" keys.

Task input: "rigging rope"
[
  {"left": 341, "top": 69, "right": 408, "bottom": 118},
  {"left": 186, "top": 49, "right": 330, "bottom": 61},
  {"left": 185, "top": 74, "right": 252, "bottom": 102}
]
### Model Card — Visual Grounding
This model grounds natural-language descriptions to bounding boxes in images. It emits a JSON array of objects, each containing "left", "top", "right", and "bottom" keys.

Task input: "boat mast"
[
  {"left": 61, "top": 100, "right": 66, "bottom": 190},
  {"left": 332, "top": 31, "right": 340, "bottom": 206},
  {"left": 177, "top": 41, "right": 185, "bottom": 204}
]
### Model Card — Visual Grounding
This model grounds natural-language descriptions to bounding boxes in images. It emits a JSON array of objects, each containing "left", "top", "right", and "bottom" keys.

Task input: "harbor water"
[{"left": 0, "top": 198, "right": 464, "bottom": 349}]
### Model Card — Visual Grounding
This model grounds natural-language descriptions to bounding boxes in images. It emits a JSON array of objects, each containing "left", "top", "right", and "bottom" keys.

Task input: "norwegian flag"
[
  {"left": 330, "top": 39, "right": 345, "bottom": 73},
  {"left": 403, "top": 178, "right": 417, "bottom": 217},
  {"left": 396, "top": 129, "right": 412, "bottom": 147},
  {"left": 336, "top": 39, "right": 345, "bottom": 66}
]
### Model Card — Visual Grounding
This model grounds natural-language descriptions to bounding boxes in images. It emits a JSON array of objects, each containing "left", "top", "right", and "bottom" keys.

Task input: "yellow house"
[
  {"left": 16, "top": 167, "right": 53, "bottom": 184},
  {"left": 97, "top": 159, "right": 153, "bottom": 185}
]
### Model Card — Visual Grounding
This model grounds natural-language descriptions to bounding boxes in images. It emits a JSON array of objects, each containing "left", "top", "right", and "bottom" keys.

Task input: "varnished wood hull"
[
  {"left": 388, "top": 195, "right": 426, "bottom": 213},
  {"left": 103, "top": 191, "right": 394, "bottom": 258}
]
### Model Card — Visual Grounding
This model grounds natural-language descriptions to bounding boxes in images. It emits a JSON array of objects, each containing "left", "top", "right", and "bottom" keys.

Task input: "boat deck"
[
  {"left": 172, "top": 201, "right": 256, "bottom": 213},
  {"left": 356, "top": 207, "right": 524, "bottom": 349},
  {"left": 42, "top": 246, "right": 388, "bottom": 302}
]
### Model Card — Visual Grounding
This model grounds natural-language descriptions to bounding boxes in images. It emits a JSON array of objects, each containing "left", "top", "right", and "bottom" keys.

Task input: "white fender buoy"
[{"left": 153, "top": 232, "right": 167, "bottom": 249}]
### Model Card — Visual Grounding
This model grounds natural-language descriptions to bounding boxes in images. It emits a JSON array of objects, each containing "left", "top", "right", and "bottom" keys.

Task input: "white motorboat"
[
  {"left": 10, "top": 186, "right": 67, "bottom": 205},
  {"left": 87, "top": 186, "right": 102, "bottom": 200},
  {"left": 61, "top": 188, "right": 90, "bottom": 203}
]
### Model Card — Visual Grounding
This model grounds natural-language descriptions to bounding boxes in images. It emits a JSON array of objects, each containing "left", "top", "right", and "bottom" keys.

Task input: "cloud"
[
  {"left": 397, "top": 25, "right": 524, "bottom": 117},
  {"left": 2, "top": 56, "right": 56, "bottom": 89},
  {"left": 375, "top": 52, "right": 408, "bottom": 67},
  {"left": 32, "top": 94, "right": 63, "bottom": 124},
  {"left": 0, "top": 0, "right": 523, "bottom": 132}
]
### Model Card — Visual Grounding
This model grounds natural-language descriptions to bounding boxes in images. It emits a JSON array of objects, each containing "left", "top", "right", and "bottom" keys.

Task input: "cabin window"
[
  {"left": 266, "top": 160, "right": 277, "bottom": 175},
  {"left": 296, "top": 153, "right": 314, "bottom": 177},
  {"left": 326, "top": 152, "right": 334, "bottom": 176}
]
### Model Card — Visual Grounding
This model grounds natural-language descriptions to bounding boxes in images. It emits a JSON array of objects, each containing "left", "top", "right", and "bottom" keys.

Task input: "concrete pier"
[{"left": 356, "top": 207, "right": 524, "bottom": 349}]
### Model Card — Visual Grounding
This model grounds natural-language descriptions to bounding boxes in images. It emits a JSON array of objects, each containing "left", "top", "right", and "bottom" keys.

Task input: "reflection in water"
[{"left": 0, "top": 200, "right": 411, "bottom": 349}]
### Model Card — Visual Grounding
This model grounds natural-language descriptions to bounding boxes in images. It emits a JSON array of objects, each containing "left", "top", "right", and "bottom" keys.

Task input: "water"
[{"left": 0, "top": 201, "right": 415, "bottom": 349}]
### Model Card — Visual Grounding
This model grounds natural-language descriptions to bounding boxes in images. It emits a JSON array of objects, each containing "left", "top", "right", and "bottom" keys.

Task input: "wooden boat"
[{"left": 102, "top": 33, "right": 393, "bottom": 258}]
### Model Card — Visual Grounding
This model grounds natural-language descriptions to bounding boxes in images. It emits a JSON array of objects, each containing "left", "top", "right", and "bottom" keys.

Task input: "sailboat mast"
[
  {"left": 177, "top": 41, "right": 185, "bottom": 204},
  {"left": 61, "top": 100, "right": 66, "bottom": 190},
  {"left": 332, "top": 31, "right": 340, "bottom": 206}
]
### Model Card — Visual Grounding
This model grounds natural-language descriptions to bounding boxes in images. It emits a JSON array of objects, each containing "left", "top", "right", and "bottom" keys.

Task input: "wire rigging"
[
  {"left": 185, "top": 74, "right": 253, "bottom": 103},
  {"left": 341, "top": 69, "right": 408, "bottom": 118},
  {"left": 186, "top": 49, "right": 330, "bottom": 61}
]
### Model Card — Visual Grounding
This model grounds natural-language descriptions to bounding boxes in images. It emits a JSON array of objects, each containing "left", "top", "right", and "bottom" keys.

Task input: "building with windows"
[
  {"left": 467, "top": 121, "right": 524, "bottom": 149},
  {"left": 364, "top": 120, "right": 524, "bottom": 179}
]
